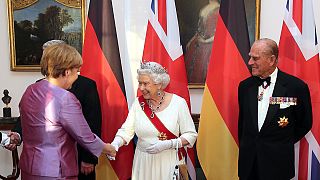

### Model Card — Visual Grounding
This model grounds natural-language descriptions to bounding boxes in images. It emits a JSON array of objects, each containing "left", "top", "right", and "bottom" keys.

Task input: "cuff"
[{"left": 1, "top": 133, "right": 10, "bottom": 146}]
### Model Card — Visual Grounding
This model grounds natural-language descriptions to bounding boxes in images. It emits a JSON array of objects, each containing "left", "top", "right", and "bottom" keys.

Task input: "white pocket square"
[{"left": 280, "top": 103, "right": 290, "bottom": 109}]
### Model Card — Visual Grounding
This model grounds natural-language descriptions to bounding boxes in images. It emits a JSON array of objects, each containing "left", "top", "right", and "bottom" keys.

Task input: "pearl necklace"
[{"left": 147, "top": 92, "right": 165, "bottom": 118}]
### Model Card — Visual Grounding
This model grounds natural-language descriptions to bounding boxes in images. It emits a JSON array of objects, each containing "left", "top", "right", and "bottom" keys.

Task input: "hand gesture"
[{"left": 104, "top": 143, "right": 117, "bottom": 157}]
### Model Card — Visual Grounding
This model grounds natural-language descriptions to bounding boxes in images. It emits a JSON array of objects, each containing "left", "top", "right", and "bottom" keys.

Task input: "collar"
[{"left": 269, "top": 67, "right": 278, "bottom": 84}]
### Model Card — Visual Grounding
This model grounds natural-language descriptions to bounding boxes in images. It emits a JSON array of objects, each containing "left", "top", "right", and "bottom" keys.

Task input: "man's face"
[{"left": 248, "top": 42, "right": 274, "bottom": 78}]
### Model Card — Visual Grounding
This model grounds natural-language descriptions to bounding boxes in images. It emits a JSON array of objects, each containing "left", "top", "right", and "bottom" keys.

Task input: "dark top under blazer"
[
  {"left": 69, "top": 75, "right": 102, "bottom": 165},
  {"left": 238, "top": 70, "right": 312, "bottom": 180}
]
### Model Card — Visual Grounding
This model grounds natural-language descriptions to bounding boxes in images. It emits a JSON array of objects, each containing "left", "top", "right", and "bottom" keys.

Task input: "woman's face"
[{"left": 138, "top": 74, "right": 161, "bottom": 100}]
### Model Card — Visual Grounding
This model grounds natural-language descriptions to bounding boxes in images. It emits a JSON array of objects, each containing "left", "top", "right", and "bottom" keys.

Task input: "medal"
[
  {"left": 257, "top": 91, "right": 264, "bottom": 101},
  {"left": 278, "top": 116, "right": 289, "bottom": 128},
  {"left": 269, "top": 97, "right": 297, "bottom": 105}
]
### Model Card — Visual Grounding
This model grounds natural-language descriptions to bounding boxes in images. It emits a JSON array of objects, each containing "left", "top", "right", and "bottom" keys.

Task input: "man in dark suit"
[{"left": 238, "top": 38, "right": 312, "bottom": 180}]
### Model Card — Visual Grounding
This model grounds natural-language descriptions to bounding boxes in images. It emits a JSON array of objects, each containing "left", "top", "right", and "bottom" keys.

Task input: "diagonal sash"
[{"left": 138, "top": 96, "right": 186, "bottom": 160}]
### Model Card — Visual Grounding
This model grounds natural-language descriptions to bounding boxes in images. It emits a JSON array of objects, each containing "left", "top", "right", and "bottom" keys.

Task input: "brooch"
[
  {"left": 278, "top": 116, "right": 289, "bottom": 128},
  {"left": 158, "top": 132, "right": 167, "bottom": 140}
]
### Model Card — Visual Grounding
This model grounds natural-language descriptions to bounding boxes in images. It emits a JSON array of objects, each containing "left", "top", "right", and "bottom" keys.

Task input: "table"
[{"left": 0, "top": 117, "right": 20, "bottom": 180}]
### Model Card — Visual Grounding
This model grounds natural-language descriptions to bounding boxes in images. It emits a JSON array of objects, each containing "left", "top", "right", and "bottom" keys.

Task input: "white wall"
[
  {"left": 260, "top": 0, "right": 286, "bottom": 42},
  {"left": 0, "top": 0, "right": 42, "bottom": 177},
  {"left": 0, "top": 0, "right": 285, "bottom": 177}
]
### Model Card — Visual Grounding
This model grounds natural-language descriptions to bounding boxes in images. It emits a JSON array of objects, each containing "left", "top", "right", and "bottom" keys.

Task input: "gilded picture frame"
[
  {"left": 7, "top": 0, "right": 86, "bottom": 71},
  {"left": 176, "top": 0, "right": 261, "bottom": 88}
]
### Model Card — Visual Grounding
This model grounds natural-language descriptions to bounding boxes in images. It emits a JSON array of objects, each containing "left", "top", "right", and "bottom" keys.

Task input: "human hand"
[
  {"left": 146, "top": 138, "right": 182, "bottom": 154},
  {"left": 4, "top": 132, "right": 21, "bottom": 151},
  {"left": 80, "top": 162, "right": 95, "bottom": 175},
  {"left": 8, "top": 132, "right": 21, "bottom": 145},
  {"left": 104, "top": 143, "right": 117, "bottom": 157},
  {"left": 5, "top": 143, "right": 17, "bottom": 151},
  {"left": 146, "top": 140, "right": 172, "bottom": 154},
  {"left": 111, "top": 136, "right": 124, "bottom": 152}
]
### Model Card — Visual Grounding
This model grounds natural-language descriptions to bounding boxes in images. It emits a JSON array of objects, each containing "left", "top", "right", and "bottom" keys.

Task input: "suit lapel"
[
  {"left": 262, "top": 71, "right": 287, "bottom": 130},
  {"left": 248, "top": 83, "right": 259, "bottom": 132}
]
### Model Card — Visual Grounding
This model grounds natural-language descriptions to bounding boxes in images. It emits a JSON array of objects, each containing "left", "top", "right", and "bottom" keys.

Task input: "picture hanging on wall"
[
  {"left": 7, "top": 0, "right": 85, "bottom": 71},
  {"left": 175, "top": 0, "right": 261, "bottom": 88}
]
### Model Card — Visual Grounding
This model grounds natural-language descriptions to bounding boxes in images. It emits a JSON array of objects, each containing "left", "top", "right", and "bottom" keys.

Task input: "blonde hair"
[{"left": 40, "top": 44, "right": 82, "bottom": 78}]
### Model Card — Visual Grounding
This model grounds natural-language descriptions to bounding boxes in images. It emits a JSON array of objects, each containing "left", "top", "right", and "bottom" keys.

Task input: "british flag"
[
  {"left": 142, "top": 0, "right": 196, "bottom": 179},
  {"left": 278, "top": 0, "right": 320, "bottom": 179}
]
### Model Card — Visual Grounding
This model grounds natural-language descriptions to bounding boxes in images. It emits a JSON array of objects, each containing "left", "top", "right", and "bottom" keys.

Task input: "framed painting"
[
  {"left": 7, "top": 0, "right": 85, "bottom": 71},
  {"left": 176, "top": 0, "right": 261, "bottom": 88}
]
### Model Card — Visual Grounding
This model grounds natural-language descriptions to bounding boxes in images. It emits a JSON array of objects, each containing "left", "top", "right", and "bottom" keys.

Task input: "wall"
[
  {"left": 0, "top": 0, "right": 286, "bottom": 177},
  {"left": 0, "top": 0, "right": 42, "bottom": 177}
]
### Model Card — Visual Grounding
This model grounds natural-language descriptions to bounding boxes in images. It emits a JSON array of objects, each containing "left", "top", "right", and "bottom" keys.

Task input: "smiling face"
[
  {"left": 138, "top": 74, "right": 161, "bottom": 100},
  {"left": 248, "top": 41, "right": 277, "bottom": 78}
]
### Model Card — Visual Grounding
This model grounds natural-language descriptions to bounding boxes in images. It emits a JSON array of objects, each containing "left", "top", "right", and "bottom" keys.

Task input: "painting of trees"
[
  {"left": 34, "top": 6, "right": 74, "bottom": 41},
  {"left": 9, "top": 0, "right": 83, "bottom": 69}
]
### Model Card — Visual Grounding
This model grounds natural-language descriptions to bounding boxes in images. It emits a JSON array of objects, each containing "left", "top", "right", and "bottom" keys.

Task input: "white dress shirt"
[
  {"left": 1, "top": 132, "right": 10, "bottom": 147},
  {"left": 258, "top": 68, "right": 278, "bottom": 131}
]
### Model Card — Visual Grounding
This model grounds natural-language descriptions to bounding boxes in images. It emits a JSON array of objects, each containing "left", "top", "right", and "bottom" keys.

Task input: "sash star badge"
[
  {"left": 158, "top": 132, "right": 167, "bottom": 140},
  {"left": 278, "top": 116, "right": 289, "bottom": 128}
]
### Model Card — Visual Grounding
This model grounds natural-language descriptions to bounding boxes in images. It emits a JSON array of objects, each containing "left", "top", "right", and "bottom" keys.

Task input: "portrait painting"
[
  {"left": 176, "top": 0, "right": 260, "bottom": 87},
  {"left": 7, "top": 0, "right": 85, "bottom": 71}
]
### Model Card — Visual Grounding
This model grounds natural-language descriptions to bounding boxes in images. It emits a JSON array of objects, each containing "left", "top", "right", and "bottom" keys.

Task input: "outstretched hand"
[{"left": 104, "top": 143, "right": 117, "bottom": 158}]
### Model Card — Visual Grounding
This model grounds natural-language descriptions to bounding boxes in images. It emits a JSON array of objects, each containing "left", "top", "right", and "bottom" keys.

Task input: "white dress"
[{"left": 116, "top": 94, "right": 198, "bottom": 180}]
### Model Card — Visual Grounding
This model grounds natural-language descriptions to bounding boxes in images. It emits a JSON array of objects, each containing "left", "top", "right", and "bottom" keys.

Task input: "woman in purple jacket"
[{"left": 19, "top": 44, "right": 116, "bottom": 180}]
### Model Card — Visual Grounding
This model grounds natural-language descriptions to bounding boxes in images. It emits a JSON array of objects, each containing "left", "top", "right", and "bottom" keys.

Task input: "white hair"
[
  {"left": 137, "top": 61, "right": 170, "bottom": 89},
  {"left": 42, "top": 40, "right": 65, "bottom": 50}
]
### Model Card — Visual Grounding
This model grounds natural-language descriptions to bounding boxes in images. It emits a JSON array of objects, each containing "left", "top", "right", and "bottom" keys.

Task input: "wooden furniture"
[{"left": 0, "top": 117, "right": 20, "bottom": 180}]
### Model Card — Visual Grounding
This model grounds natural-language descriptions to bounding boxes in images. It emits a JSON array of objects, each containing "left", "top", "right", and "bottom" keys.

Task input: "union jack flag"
[
  {"left": 278, "top": 0, "right": 320, "bottom": 179},
  {"left": 142, "top": 0, "right": 196, "bottom": 179}
]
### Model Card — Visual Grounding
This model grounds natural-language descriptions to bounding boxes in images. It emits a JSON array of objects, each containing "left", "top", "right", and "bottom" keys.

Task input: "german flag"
[
  {"left": 81, "top": 0, "right": 134, "bottom": 179},
  {"left": 197, "top": 0, "right": 251, "bottom": 179}
]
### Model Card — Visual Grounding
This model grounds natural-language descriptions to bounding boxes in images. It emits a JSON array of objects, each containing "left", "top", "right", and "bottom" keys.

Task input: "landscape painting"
[{"left": 7, "top": 0, "right": 84, "bottom": 71}]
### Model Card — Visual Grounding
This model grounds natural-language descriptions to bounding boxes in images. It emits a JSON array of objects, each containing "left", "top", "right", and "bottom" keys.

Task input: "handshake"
[
  {"left": 1, "top": 132, "right": 21, "bottom": 151},
  {"left": 106, "top": 136, "right": 123, "bottom": 160}
]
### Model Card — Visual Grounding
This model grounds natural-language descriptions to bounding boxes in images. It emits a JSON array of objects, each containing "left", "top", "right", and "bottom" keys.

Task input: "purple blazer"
[{"left": 19, "top": 80, "right": 105, "bottom": 177}]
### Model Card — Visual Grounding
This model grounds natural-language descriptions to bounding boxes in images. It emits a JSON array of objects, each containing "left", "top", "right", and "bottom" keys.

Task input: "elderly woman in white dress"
[{"left": 110, "top": 61, "right": 198, "bottom": 180}]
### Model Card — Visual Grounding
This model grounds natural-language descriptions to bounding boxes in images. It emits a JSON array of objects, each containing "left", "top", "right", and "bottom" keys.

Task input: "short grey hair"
[
  {"left": 42, "top": 40, "right": 66, "bottom": 50},
  {"left": 137, "top": 61, "right": 170, "bottom": 89}
]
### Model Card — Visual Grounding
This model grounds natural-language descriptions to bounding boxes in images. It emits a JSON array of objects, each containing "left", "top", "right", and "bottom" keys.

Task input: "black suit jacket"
[
  {"left": 69, "top": 75, "right": 102, "bottom": 165},
  {"left": 238, "top": 70, "right": 312, "bottom": 180}
]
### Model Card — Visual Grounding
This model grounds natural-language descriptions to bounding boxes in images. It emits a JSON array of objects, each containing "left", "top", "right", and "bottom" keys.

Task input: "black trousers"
[
  {"left": 78, "top": 171, "right": 95, "bottom": 180},
  {"left": 244, "top": 157, "right": 260, "bottom": 180}
]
